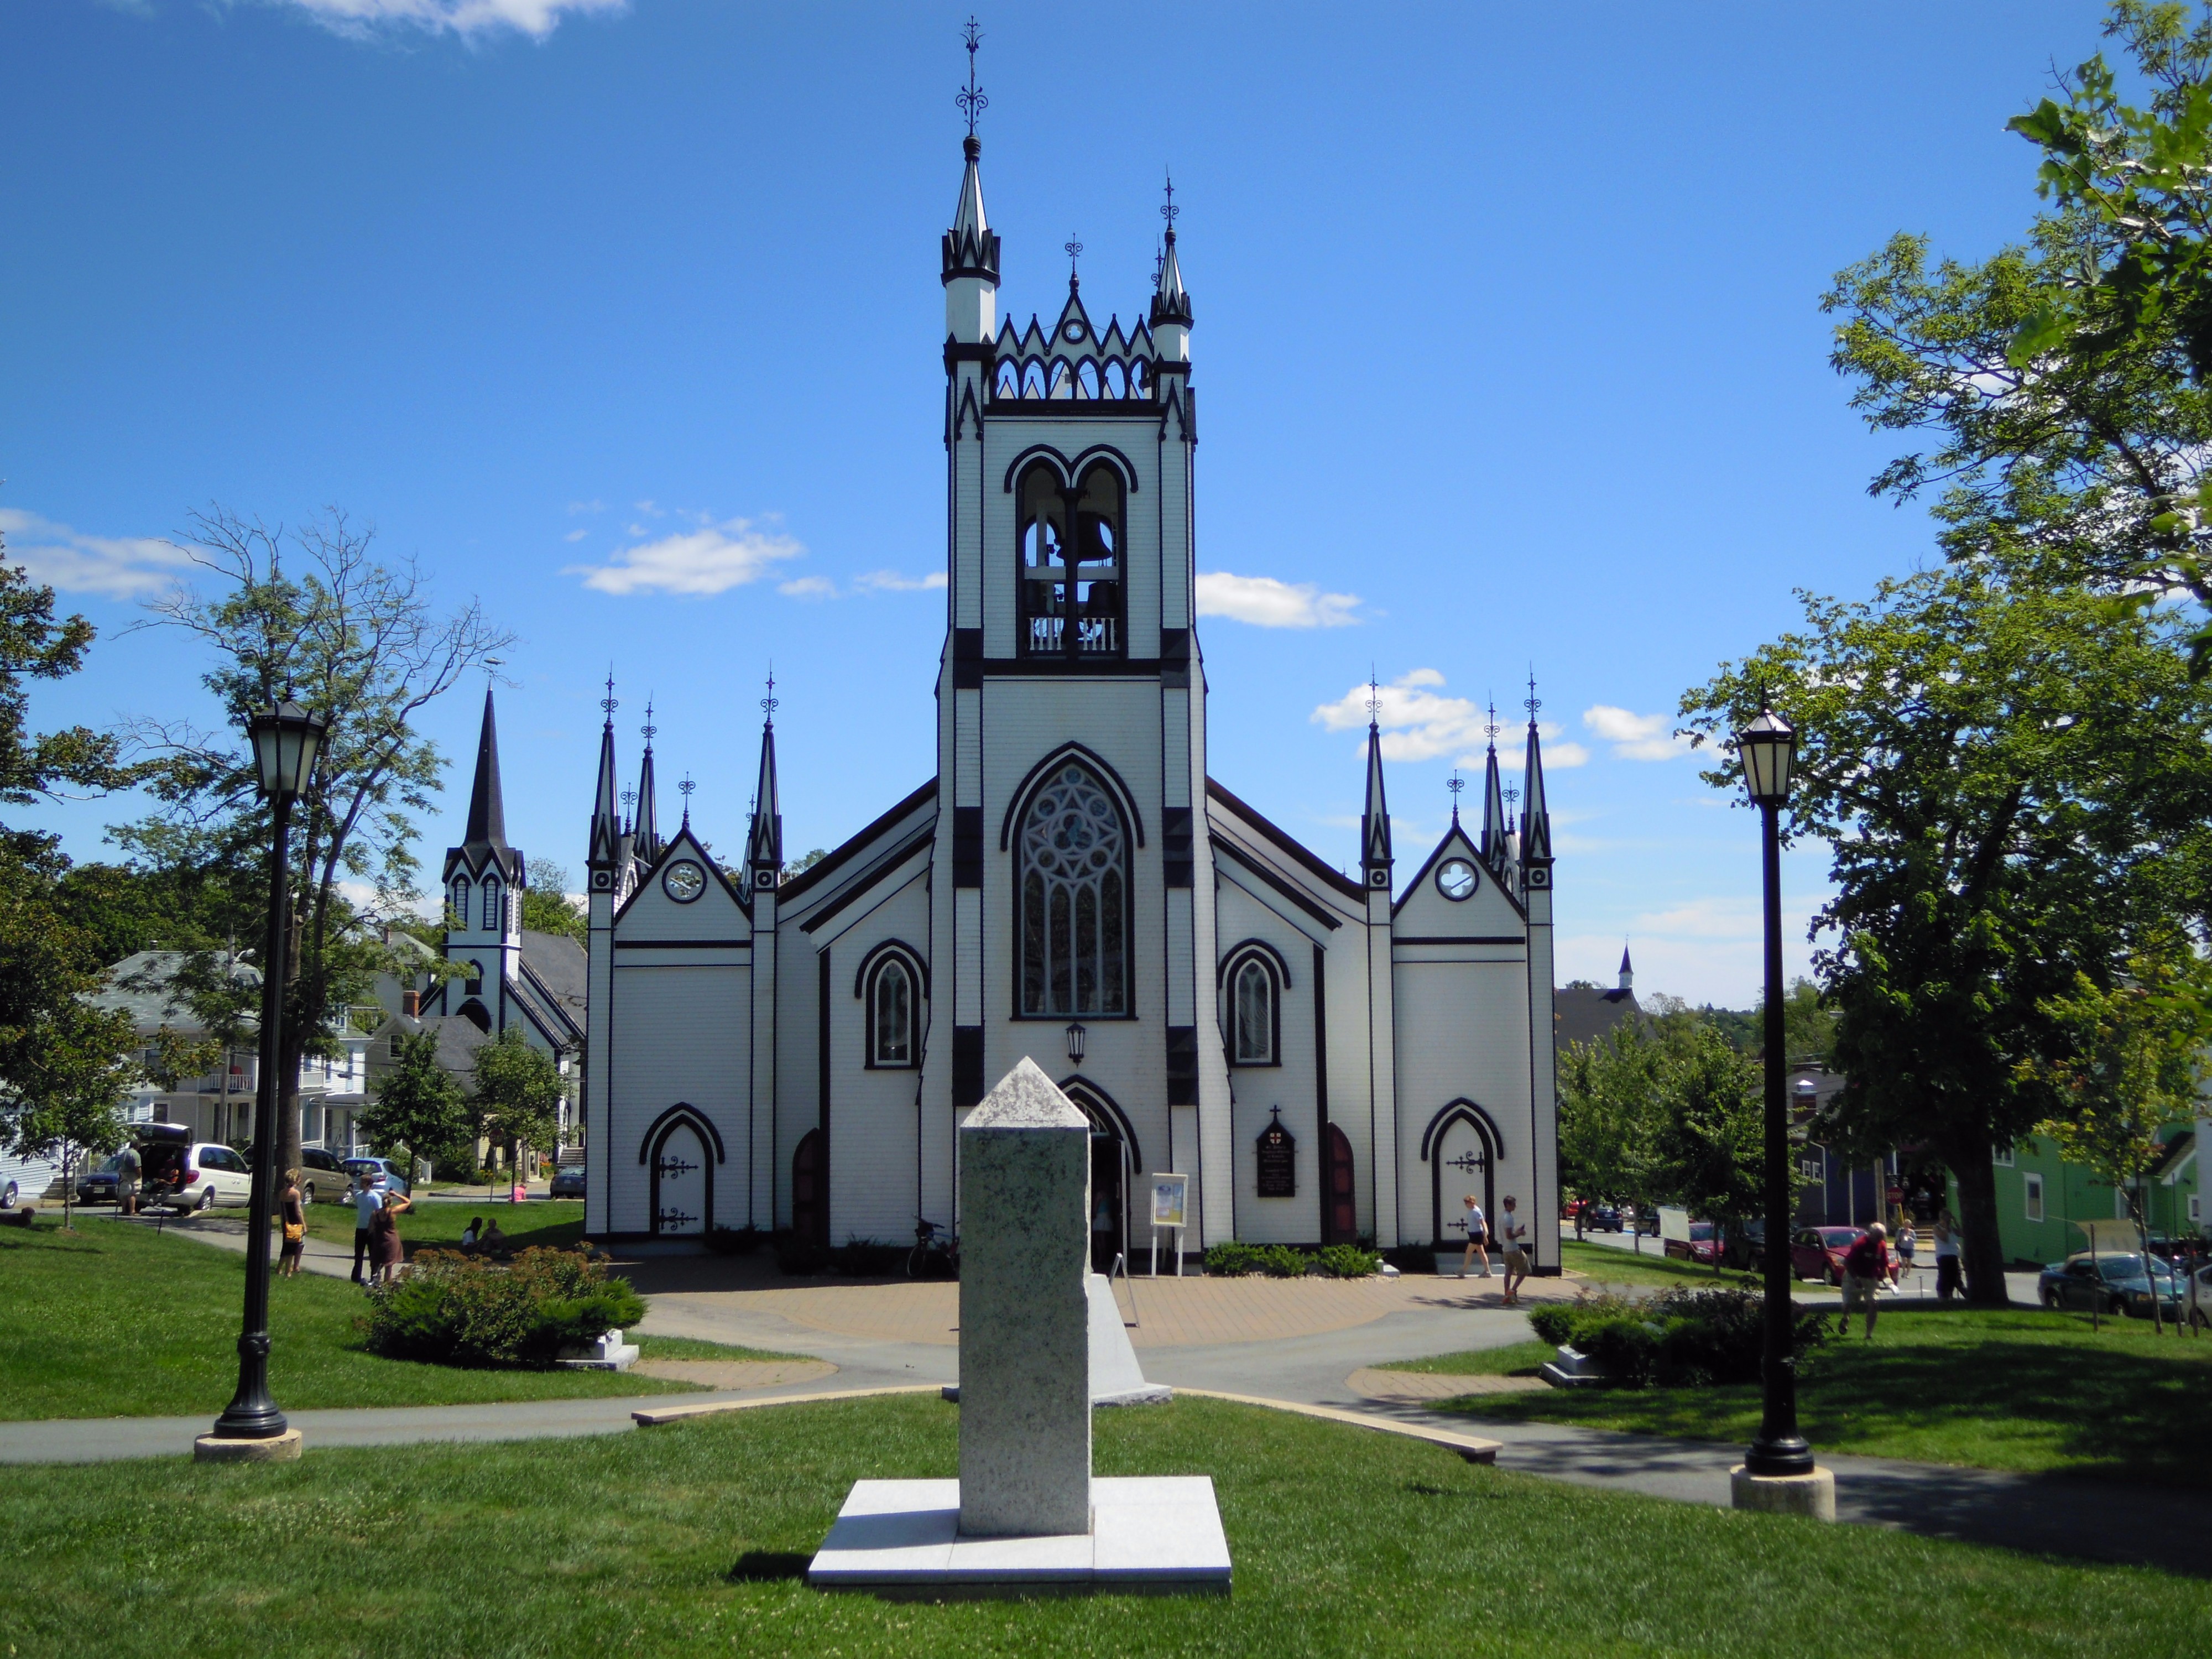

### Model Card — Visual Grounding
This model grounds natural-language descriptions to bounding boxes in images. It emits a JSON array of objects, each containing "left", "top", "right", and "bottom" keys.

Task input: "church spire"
[
  {"left": 747, "top": 672, "right": 782, "bottom": 877},
  {"left": 1150, "top": 170, "right": 1193, "bottom": 363},
  {"left": 942, "top": 18, "right": 1000, "bottom": 340},
  {"left": 458, "top": 685, "right": 519, "bottom": 881},
  {"left": 588, "top": 674, "right": 620, "bottom": 870},
  {"left": 633, "top": 698, "right": 661, "bottom": 865},
  {"left": 1618, "top": 943, "right": 1634, "bottom": 993},
  {"left": 1360, "top": 674, "right": 1391, "bottom": 884},
  {"left": 1521, "top": 672, "right": 1553, "bottom": 865},
  {"left": 1479, "top": 701, "right": 1508, "bottom": 870}
]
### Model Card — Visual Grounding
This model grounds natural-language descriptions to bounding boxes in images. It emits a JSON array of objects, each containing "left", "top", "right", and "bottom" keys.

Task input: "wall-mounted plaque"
[{"left": 1255, "top": 1108, "right": 1296, "bottom": 1198}]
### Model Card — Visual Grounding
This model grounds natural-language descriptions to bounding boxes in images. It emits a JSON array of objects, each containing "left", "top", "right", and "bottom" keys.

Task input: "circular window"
[
  {"left": 662, "top": 860, "right": 706, "bottom": 903},
  {"left": 1437, "top": 858, "right": 1478, "bottom": 901},
  {"left": 1062, "top": 320, "right": 1087, "bottom": 342}
]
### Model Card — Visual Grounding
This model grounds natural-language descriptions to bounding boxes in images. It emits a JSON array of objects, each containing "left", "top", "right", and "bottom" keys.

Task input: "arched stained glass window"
[
  {"left": 1019, "top": 763, "right": 1128, "bottom": 1016},
  {"left": 1233, "top": 958, "right": 1275, "bottom": 1065},
  {"left": 873, "top": 961, "right": 913, "bottom": 1066}
]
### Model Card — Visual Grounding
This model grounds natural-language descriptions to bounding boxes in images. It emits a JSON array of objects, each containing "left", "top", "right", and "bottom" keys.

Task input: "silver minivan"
[{"left": 143, "top": 1141, "right": 254, "bottom": 1212}]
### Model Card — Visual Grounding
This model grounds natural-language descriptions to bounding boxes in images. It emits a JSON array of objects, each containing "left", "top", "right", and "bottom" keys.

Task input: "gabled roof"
[
  {"left": 90, "top": 950, "right": 260, "bottom": 1037},
  {"left": 778, "top": 778, "right": 937, "bottom": 904},
  {"left": 1204, "top": 776, "right": 1369, "bottom": 905},
  {"left": 1553, "top": 987, "right": 1644, "bottom": 1052}
]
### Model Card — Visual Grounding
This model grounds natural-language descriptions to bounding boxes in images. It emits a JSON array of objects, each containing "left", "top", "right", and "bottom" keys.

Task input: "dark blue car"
[
  {"left": 2037, "top": 1252, "right": 2183, "bottom": 1318},
  {"left": 549, "top": 1166, "right": 586, "bottom": 1199}
]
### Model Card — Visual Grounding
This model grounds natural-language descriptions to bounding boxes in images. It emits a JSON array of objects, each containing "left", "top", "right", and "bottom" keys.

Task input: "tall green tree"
[
  {"left": 1558, "top": 1021, "right": 1667, "bottom": 1248},
  {"left": 126, "top": 509, "right": 510, "bottom": 1185},
  {"left": 1681, "top": 567, "right": 2212, "bottom": 1303},
  {"left": 471, "top": 1026, "right": 563, "bottom": 1170},
  {"left": 520, "top": 857, "right": 585, "bottom": 943},
  {"left": 1649, "top": 1018, "right": 1767, "bottom": 1271},
  {"left": 357, "top": 1029, "right": 473, "bottom": 1181}
]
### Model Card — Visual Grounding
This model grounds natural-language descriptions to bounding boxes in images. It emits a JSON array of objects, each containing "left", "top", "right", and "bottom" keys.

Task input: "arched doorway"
[
  {"left": 650, "top": 1117, "right": 712, "bottom": 1237},
  {"left": 1323, "top": 1124, "right": 1358, "bottom": 1244},
  {"left": 1060, "top": 1079, "right": 1138, "bottom": 1274},
  {"left": 1424, "top": 1103, "right": 1500, "bottom": 1248},
  {"left": 791, "top": 1128, "right": 828, "bottom": 1246}
]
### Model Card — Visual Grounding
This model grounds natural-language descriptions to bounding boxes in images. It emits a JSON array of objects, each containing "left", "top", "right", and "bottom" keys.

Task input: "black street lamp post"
[
  {"left": 1736, "top": 702, "right": 1813, "bottom": 1479},
  {"left": 205, "top": 697, "right": 326, "bottom": 1449}
]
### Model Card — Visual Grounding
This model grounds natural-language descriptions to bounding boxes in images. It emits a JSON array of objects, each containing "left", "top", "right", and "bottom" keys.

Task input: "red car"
[
  {"left": 1790, "top": 1226, "right": 1867, "bottom": 1285},
  {"left": 1663, "top": 1219, "right": 1725, "bottom": 1265}
]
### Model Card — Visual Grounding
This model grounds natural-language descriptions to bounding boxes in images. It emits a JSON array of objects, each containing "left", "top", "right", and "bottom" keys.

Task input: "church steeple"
[
  {"left": 1360, "top": 676, "right": 1391, "bottom": 888},
  {"left": 1618, "top": 944, "right": 1634, "bottom": 993},
  {"left": 633, "top": 699, "right": 661, "bottom": 866},
  {"left": 1521, "top": 675, "right": 1553, "bottom": 867},
  {"left": 1150, "top": 171, "right": 1193, "bottom": 365},
  {"left": 747, "top": 675, "right": 782, "bottom": 880},
  {"left": 1479, "top": 702, "right": 1507, "bottom": 870},
  {"left": 942, "top": 19, "right": 1000, "bottom": 344},
  {"left": 587, "top": 675, "right": 620, "bottom": 873},
  {"left": 454, "top": 686, "right": 520, "bottom": 884}
]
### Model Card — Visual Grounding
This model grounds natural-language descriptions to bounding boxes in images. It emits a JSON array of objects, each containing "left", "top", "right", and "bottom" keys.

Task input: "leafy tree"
[
  {"left": 1757, "top": 978, "right": 1835, "bottom": 1068},
  {"left": 0, "top": 550, "right": 141, "bottom": 1220},
  {"left": 520, "top": 857, "right": 585, "bottom": 943},
  {"left": 1827, "top": 2, "right": 2212, "bottom": 667},
  {"left": 1558, "top": 1021, "right": 1667, "bottom": 1250},
  {"left": 1648, "top": 1018, "right": 1766, "bottom": 1272},
  {"left": 471, "top": 1026, "right": 563, "bottom": 1170},
  {"left": 124, "top": 508, "right": 510, "bottom": 1185},
  {"left": 357, "top": 1028, "right": 473, "bottom": 1181},
  {"left": 1680, "top": 567, "right": 2212, "bottom": 1303}
]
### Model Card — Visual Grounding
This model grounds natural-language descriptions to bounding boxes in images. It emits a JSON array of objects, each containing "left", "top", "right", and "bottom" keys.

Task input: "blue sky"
[{"left": 1, "top": 0, "right": 2108, "bottom": 1004}]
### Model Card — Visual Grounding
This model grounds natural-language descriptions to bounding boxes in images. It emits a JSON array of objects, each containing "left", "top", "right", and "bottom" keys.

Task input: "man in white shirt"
[
  {"left": 1459, "top": 1194, "right": 1490, "bottom": 1279},
  {"left": 351, "top": 1175, "right": 387, "bottom": 1285},
  {"left": 1499, "top": 1194, "right": 1531, "bottom": 1306}
]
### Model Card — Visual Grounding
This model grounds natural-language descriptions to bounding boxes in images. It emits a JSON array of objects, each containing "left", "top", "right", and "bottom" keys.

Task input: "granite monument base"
[
  {"left": 1729, "top": 1463, "right": 1837, "bottom": 1520},
  {"left": 808, "top": 1476, "right": 1230, "bottom": 1594}
]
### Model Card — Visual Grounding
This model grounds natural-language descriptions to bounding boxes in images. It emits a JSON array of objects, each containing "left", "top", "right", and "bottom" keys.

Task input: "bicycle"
[{"left": 907, "top": 1216, "right": 957, "bottom": 1279}]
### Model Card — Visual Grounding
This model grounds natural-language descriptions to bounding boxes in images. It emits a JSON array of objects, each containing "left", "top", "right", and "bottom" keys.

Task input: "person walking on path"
[
  {"left": 1459, "top": 1194, "right": 1490, "bottom": 1279},
  {"left": 1895, "top": 1221, "right": 1918, "bottom": 1288},
  {"left": 116, "top": 1141, "right": 140, "bottom": 1218},
  {"left": 278, "top": 1170, "right": 306, "bottom": 1279},
  {"left": 351, "top": 1173, "right": 386, "bottom": 1284},
  {"left": 1499, "top": 1195, "right": 1530, "bottom": 1306},
  {"left": 1933, "top": 1212, "right": 1963, "bottom": 1303},
  {"left": 1839, "top": 1223, "right": 1891, "bottom": 1338},
  {"left": 369, "top": 1188, "right": 413, "bottom": 1287}
]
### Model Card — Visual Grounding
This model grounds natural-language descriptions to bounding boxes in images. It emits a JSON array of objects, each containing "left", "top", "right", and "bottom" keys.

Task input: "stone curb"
[{"left": 630, "top": 1383, "right": 949, "bottom": 1427}]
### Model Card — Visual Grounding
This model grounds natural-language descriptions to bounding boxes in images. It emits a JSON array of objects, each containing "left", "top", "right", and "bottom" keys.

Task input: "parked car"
[
  {"left": 549, "top": 1165, "right": 586, "bottom": 1199},
  {"left": 2037, "top": 1251, "right": 2186, "bottom": 1318},
  {"left": 1577, "top": 1203, "right": 1624, "bottom": 1233},
  {"left": 342, "top": 1157, "right": 412, "bottom": 1199},
  {"left": 1665, "top": 1219, "right": 1724, "bottom": 1265},
  {"left": 0, "top": 1149, "right": 63, "bottom": 1211},
  {"left": 2188, "top": 1262, "right": 2212, "bottom": 1332},
  {"left": 1790, "top": 1226, "right": 1867, "bottom": 1286},
  {"left": 75, "top": 1154, "right": 126, "bottom": 1206},
  {"left": 1722, "top": 1217, "right": 1766, "bottom": 1272},
  {"left": 299, "top": 1146, "right": 353, "bottom": 1206},
  {"left": 142, "top": 1140, "right": 254, "bottom": 1213}
]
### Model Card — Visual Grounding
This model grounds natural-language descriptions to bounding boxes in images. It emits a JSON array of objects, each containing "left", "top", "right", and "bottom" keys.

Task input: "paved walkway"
[{"left": 13, "top": 1217, "right": 2199, "bottom": 1579}]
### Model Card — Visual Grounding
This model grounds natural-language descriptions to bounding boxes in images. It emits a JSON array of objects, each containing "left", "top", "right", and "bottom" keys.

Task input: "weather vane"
[
  {"left": 1524, "top": 669, "right": 1542, "bottom": 722},
  {"left": 601, "top": 670, "right": 618, "bottom": 721},
  {"left": 1065, "top": 233, "right": 1083, "bottom": 282},
  {"left": 640, "top": 696, "right": 656, "bottom": 746},
  {"left": 1161, "top": 170, "right": 1179, "bottom": 226},
  {"left": 957, "top": 18, "right": 987, "bottom": 137},
  {"left": 760, "top": 668, "right": 779, "bottom": 724}
]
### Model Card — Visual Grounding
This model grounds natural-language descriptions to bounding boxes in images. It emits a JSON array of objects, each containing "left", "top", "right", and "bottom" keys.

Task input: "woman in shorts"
[{"left": 278, "top": 1168, "right": 307, "bottom": 1278}]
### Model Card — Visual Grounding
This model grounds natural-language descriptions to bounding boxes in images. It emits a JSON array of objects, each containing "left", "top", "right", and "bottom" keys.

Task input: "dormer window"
[{"left": 1018, "top": 461, "right": 1123, "bottom": 659}]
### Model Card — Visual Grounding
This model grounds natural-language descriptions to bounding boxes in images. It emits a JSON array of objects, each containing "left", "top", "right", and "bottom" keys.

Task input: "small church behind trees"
[{"left": 574, "top": 106, "right": 1561, "bottom": 1268}]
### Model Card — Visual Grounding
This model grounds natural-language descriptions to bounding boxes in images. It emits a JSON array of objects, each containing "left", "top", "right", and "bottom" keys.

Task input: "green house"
[{"left": 1953, "top": 1119, "right": 2204, "bottom": 1269}]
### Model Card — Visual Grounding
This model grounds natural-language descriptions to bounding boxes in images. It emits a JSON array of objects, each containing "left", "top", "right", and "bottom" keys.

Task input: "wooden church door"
[
  {"left": 651, "top": 1120, "right": 710, "bottom": 1237},
  {"left": 1323, "top": 1124, "right": 1357, "bottom": 1244},
  {"left": 1430, "top": 1113, "right": 1494, "bottom": 1248}
]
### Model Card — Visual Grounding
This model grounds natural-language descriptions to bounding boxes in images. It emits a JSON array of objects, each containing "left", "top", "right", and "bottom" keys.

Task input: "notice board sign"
[
  {"left": 1150, "top": 1173, "right": 1188, "bottom": 1230},
  {"left": 1255, "top": 1108, "right": 1297, "bottom": 1198}
]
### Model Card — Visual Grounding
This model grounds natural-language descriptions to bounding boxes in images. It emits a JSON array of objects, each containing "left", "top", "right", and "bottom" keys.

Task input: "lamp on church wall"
[
  {"left": 201, "top": 696, "right": 326, "bottom": 1460},
  {"left": 1065, "top": 1022, "right": 1087, "bottom": 1066},
  {"left": 1732, "top": 698, "right": 1818, "bottom": 1494}
]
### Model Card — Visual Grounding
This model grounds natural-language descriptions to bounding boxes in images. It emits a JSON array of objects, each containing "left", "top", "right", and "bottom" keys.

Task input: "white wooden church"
[{"left": 578, "top": 116, "right": 1560, "bottom": 1270}]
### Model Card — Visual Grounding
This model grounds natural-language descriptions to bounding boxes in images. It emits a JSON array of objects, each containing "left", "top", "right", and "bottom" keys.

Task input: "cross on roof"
[
  {"left": 1065, "top": 234, "right": 1083, "bottom": 280},
  {"left": 601, "top": 671, "right": 618, "bottom": 721},
  {"left": 761, "top": 669, "right": 779, "bottom": 724},
  {"left": 1162, "top": 170, "right": 1179, "bottom": 226},
  {"left": 640, "top": 696, "right": 656, "bottom": 745},
  {"left": 1524, "top": 669, "right": 1542, "bottom": 722},
  {"left": 1365, "top": 669, "right": 1383, "bottom": 722}
]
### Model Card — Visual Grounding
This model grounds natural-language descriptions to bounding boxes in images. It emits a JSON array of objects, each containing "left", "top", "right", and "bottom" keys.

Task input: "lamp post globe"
[
  {"left": 205, "top": 697, "right": 327, "bottom": 1452},
  {"left": 1734, "top": 698, "right": 1813, "bottom": 1480}
]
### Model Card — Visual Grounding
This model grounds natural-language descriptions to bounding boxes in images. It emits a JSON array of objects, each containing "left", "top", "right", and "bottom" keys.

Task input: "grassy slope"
[
  {"left": 1424, "top": 1305, "right": 2212, "bottom": 1488},
  {"left": 0, "top": 1220, "right": 793, "bottom": 1421},
  {"left": 0, "top": 1395, "right": 2201, "bottom": 1658}
]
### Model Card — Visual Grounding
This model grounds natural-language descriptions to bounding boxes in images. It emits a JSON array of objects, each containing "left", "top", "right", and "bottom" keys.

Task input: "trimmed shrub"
[
  {"left": 358, "top": 1247, "right": 645, "bottom": 1368},
  {"left": 1203, "top": 1241, "right": 1262, "bottom": 1276},
  {"left": 1525, "top": 1286, "right": 1826, "bottom": 1389},
  {"left": 1312, "top": 1243, "right": 1381, "bottom": 1279},
  {"left": 1583, "top": 1316, "right": 1662, "bottom": 1389}
]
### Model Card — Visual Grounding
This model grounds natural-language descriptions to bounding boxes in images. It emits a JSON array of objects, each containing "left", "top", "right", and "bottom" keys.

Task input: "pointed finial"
[
  {"left": 1065, "top": 233, "right": 1083, "bottom": 284},
  {"left": 1365, "top": 667, "right": 1383, "bottom": 723},
  {"left": 1485, "top": 697, "right": 1500, "bottom": 748},
  {"left": 1503, "top": 781, "right": 1520, "bottom": 811},
  {"left": 957, "top": 17, "right": 987, "bottom": 138},
  {"left": 1525, "top": 668, "right": 1542, "bottom": 722},
  {"left": 760, "top": 667, "right": 779, "bottom": 725},
  {"left": 1161, "top": 170, "right": 1179, "bottom": 227},
  {"left": 620, "top": 787, "right": 637, "bottom": 817},
  {"left": 1154, "top": 239, "right": 1165, "bottom": 284},
  {"left": 601, "top": 670, "right": 618, "bottom": 723},
  {"left": 1447, "top": 770, "right": 1465, "bottom": 818},
  {"left": 679, "top": 774, "right": 695, "bottom": 826},
  {"left": 640, "top": 696, "right": 656, "bottom": 747}
]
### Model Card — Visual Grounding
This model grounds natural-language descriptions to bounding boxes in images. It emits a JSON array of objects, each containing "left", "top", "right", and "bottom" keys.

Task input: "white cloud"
[
  {"left": 854, "top": 570, "right": 948, "bottom": 593},
  {"left": 563, "top": 528, "right": 589, "bottom": 543},
  {"left": 1196, "top": 571, "right": 1360, "bottom": 629},
  {"left": 566, "top": 516, "right": 803, "bottom": 597},
  {"left": 778, "top": 576, "right": 836, "bottom": 599},
  {"left": 1583, "top": 704, "right": 1692, "bottom": 761},
  {"left": 274, "top": 0, "right": 623, "bottom": 39},
  {"left": 0, "top": 509, "right": 194, "bottom": 600},
  {"left": 1315, "top": 670, "right": 1588, "bottom": 773},
  {"left": 1546, "top": 739, "right": 1591, "bottom": 768}
]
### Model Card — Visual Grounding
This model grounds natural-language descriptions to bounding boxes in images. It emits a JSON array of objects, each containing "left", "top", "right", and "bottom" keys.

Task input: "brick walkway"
[{"left": 720, "top": 1270, "right": 1585, "bottom": 1350}]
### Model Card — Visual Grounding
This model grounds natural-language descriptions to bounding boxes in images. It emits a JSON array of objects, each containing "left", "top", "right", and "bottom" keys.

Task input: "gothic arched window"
[
  {"left": 872, "top": 961, "right": 913, "bottom": 1067},
  {"left": 482, "top": 877, "right": 502, "bottom": 933},
  {"left": 1019, "top": 763, "right": 1128, "bottom": 1016},
  {"left": 448, "top": 878, "right": 469, "bottom": 928},
  {"left": 1233, "top": 958, "right": 1276, "bottom": 1065},
  {"left": 1018, "top": 461, "right": 1123, "bottom": 659}
]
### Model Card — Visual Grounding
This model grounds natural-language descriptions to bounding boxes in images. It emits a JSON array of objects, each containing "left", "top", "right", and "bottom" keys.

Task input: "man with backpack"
[{"left": 1839, "top": 1223, "right": 1891, "bottom": 1339}]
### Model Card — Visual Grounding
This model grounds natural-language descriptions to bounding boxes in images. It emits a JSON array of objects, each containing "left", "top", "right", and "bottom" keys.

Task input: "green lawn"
[
  {"left": 1558, "top": 1238, "right": 1757, "bottom": 1289},
  {"left": 0, "top": 1219, "right": 795, "bottom": 1421},
  {"left": 1422, "top": 1305, "right": 2212, "bottom": 1488},
  {"left": 300, "top": 1198, "right": 586, "bottom": 1254},
  {"left": 0, "top": 1394, "right": 2200, "bottom": 1657},
  {"left": 1385, "top": 1338, "right": 1556, "bottom": 1377}
]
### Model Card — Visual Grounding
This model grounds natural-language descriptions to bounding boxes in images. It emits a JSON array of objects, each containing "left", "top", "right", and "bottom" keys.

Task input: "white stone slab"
[
  {"left": 809, "top": 1478, "right": 1230, "bottom": 1593},
  {"left": 1087, "top": 1274, "right": 1171, "bottom": 1406}
]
